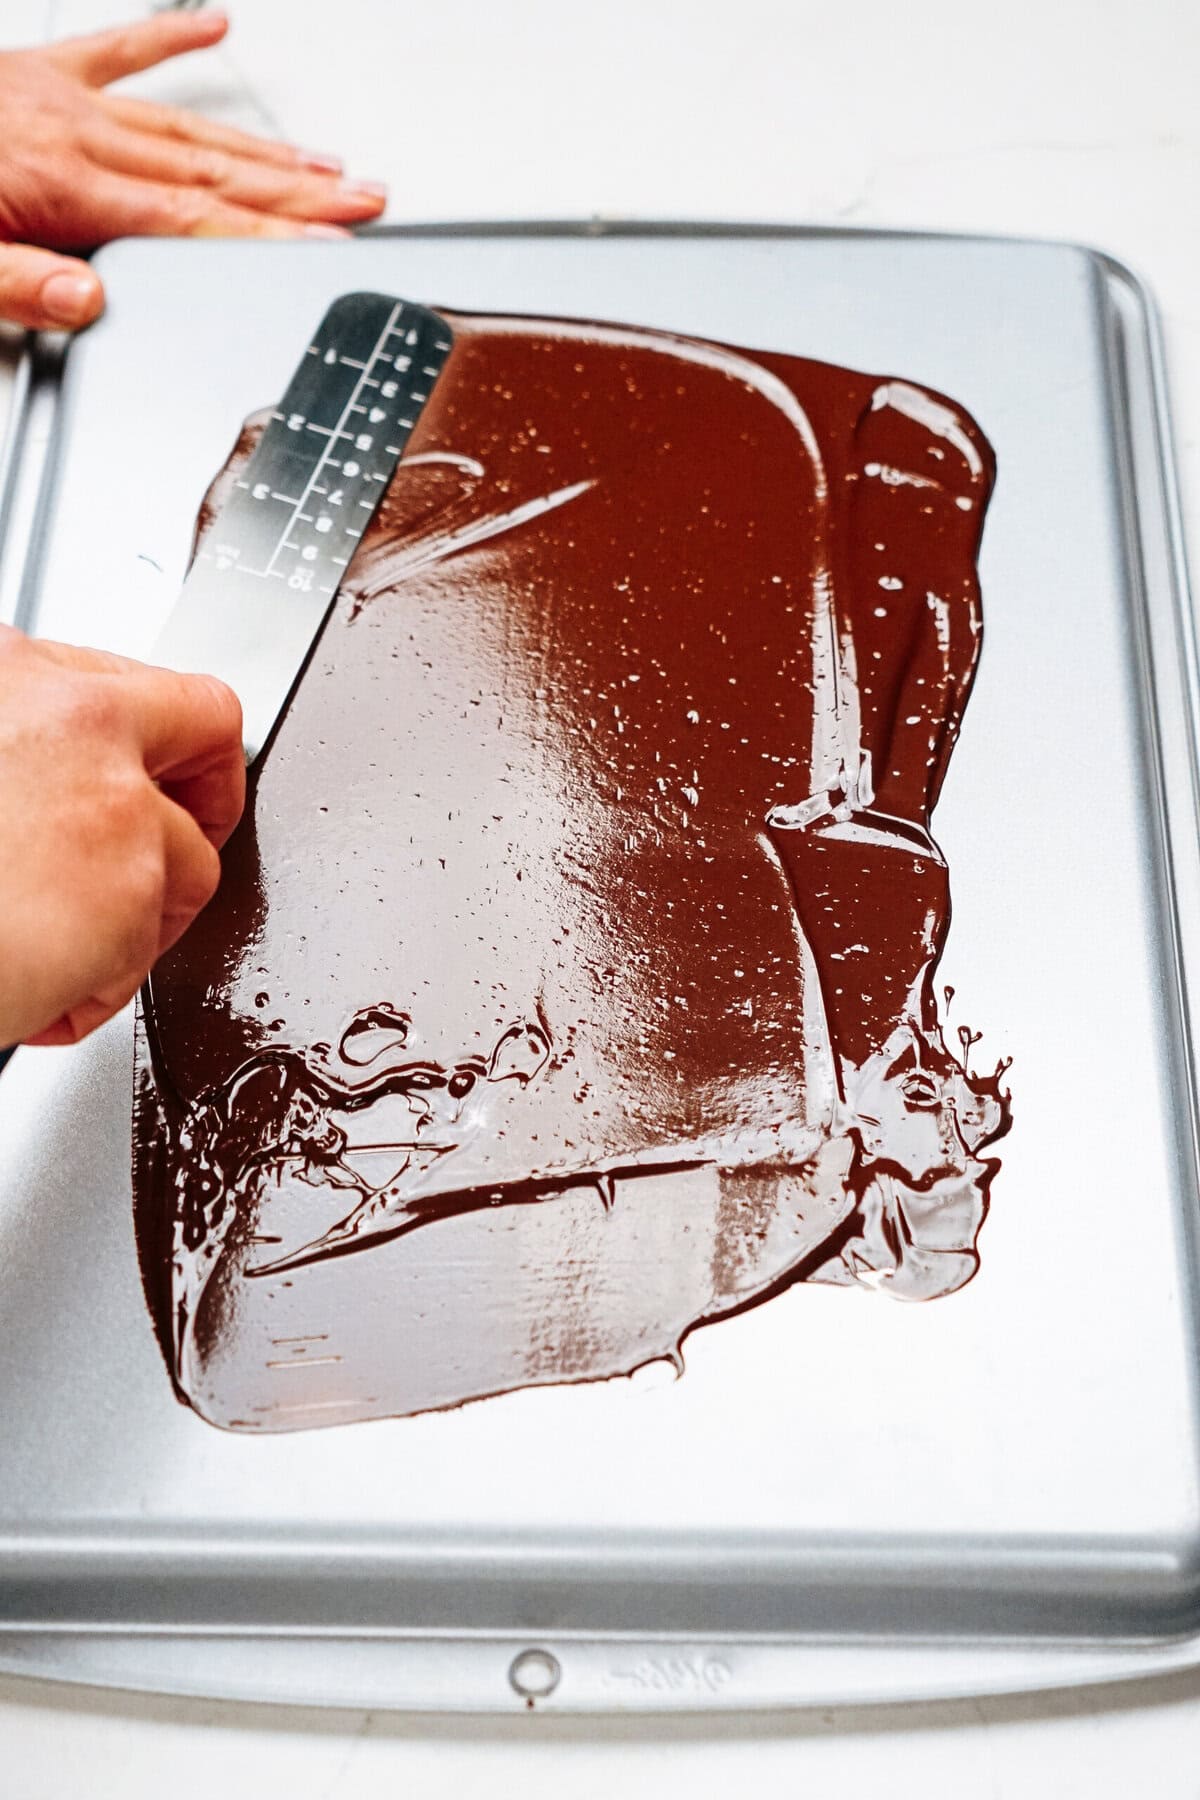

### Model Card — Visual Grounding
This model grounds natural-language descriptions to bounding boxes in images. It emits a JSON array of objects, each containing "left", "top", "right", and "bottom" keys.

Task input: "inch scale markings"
[
  {"left": 153, "top": 291, "right": 454, "bottom": 762},
  {"left": 263, "top": 300, "right": 405, "bottom": 586},
  {"left": 208, "top": 297, "right": 452, "bottom": 599}
]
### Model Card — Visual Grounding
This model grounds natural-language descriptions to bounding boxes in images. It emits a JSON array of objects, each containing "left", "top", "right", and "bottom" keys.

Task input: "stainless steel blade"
[{"left": 151, "top": 290, "right": 452, "bottom": 761}]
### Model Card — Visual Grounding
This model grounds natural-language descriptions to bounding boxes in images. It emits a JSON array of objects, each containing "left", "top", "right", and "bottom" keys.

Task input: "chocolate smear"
[{"left": 133, "top": 313, "right": 1010, "bottom": 1431}]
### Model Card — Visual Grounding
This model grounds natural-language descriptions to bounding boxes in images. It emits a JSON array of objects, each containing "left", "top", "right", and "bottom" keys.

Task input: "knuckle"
[
  {"left": 122, "top": 849, "right": 167, "bottom": 939},
  {"left": 194, "top": 671, "right": 243, "bottom": 739},
  {"left": 56, "top": 675, "right": 123, "bottom": 740},
  {"left": 186, "top": 148, "right": 228, "bottom": 190},
  {"left": 173, "top": 186, "right": 213, "bottom": 234},
  {"left": 149, "top": 184, "right": 210, "bottom": 235},
  {"left": 98, "top": 767, "right": 153, "bottom": 844},
  {"left": 107, "top": 27, "right": 139, "bottom": 68},
  {"left": 169, "top": 668, "right": 243, "bottom": 748},
  {"left": 266, "top": 171, "right": 305, "bottom": 207},
  {"left": 124, "top": 100, "right": 176, "bottom": 136},
  {"left": 191, "top": 838, "right": 222, "bottom": 907},
  {"left": 92, "top": 853, "right": 163, "bottom": 988}
]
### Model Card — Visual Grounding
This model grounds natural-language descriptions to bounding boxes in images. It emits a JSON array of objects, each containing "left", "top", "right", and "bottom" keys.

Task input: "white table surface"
[{"left": 4, "top": 0, "right": 1200, "bottom": 1790}]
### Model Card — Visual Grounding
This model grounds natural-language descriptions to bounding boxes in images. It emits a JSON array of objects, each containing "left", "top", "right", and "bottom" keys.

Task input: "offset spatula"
[
  {"left": 1, "top": 293, "right": 452, "bottom": 1071},
  {"left": 153, "top": 290, "right": 454, "bottom": 762}
]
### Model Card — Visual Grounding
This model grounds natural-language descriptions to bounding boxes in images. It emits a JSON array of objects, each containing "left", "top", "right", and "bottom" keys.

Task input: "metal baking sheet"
[{"left": 0, "top": 225, "right": 1198, "bottom": 1711}]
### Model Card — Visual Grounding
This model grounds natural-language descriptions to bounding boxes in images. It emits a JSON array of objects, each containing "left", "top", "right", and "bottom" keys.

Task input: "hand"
[
  {"left": 0, "top": 9, "right": 386, "bottom": 331},
  {"left": 0, "top": 625, "right": 245, "bottom": 1048}
]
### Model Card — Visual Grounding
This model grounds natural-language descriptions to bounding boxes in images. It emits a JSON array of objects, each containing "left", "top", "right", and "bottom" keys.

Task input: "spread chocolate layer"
[{"left": 133, "top": 311, "right": 1011, "bottom": 1432}]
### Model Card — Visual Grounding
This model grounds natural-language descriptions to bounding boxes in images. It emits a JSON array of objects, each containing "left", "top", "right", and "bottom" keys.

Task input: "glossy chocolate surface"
[{"left": 133, "top": 312, "right": 1010, "bottom": 1430}]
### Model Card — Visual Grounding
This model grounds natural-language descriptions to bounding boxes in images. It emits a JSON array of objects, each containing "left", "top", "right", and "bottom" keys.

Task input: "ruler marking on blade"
[
  {"left": 263, "top": 300, "right": 404, "bottom": 579},
  {"left": 154, "top": 293, "right": 454, "bottom": 764}
]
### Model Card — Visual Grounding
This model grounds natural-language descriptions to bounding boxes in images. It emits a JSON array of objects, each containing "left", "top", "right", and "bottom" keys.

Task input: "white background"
[{"left": 3, "top": 0, "right": 1200, "bottom": 1792}]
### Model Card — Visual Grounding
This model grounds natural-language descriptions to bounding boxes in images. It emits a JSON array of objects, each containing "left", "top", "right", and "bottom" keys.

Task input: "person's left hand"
[{"left": 0, "top": 8, "right": 386, "bottom": 332}]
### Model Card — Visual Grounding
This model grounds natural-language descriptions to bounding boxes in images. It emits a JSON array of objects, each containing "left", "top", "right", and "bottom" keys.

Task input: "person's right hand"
[{"left": 0, "top": 624, "right": 244, "bottom": 1048}]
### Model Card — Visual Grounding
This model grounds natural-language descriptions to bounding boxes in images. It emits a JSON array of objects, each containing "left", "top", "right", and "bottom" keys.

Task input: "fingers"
[
  {"left": 27, "top": 634, "right": 243, "bottom": 773},
  {"left": 156, "top": 728, "right": 246, "bottom": 852},
  {"left": 0, "top": 242, "right": 103, "bottom": 330},
  {"left": 110, "top": 662, "right": 246, "bottom": 846},
  {"left": 0, "top": 626, "right": 242, "bottom": 1049},
  {"left": 26, "top": 637, "right": 246, "bottom": 847},
  {"left": 122, "top": 663, "right": 243, "bottom": 777},
  {"left": 100, "top": 93, "right": 344, "bottom": 178},
  {"left": 22, "top": 773, "right": 226, "bottom": 1049},
  {"left": 69, "top": 167, "right": 352, "bottom": 240},
  {"left": 36, "top": 14, "right": 385, "bottom": 247},
  {"left": 156, "top": 788, "right": 222, "bottom": 954},
  {"left": 19, "top": 795, "right": 219, "bottom": 1051},
  {"left": 84, "top": 122, "right": 385, "bottom": 226},
  {"left": 24, "top": 979, "right": 143, "bottom": 1048},
  {"left": 47, "top": 9, "right": 228, "bottom": 88}
]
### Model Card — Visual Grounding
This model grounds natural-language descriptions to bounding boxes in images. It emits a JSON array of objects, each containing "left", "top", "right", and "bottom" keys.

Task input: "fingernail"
[
  {"left": 302, "top": 224, "right": 352, "bottom": 240},
  {"left": 40, "top": 270, "right": 99, "bottom": 327},
  {"left": 299, "top": 149, "right": 343, "bottom": 174},
  {"left": 340, "top": 180, "right": 387, "bottom": 201}
]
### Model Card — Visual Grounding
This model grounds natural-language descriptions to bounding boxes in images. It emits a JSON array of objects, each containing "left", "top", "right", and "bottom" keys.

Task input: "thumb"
[{"left": 0, "top": 244, "right": 104, "bottom": 331}]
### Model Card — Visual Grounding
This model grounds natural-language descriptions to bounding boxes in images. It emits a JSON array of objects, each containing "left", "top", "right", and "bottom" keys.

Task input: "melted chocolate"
[{"left": 133, "top": 312, "right": 1010, "bottom": 1431}]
